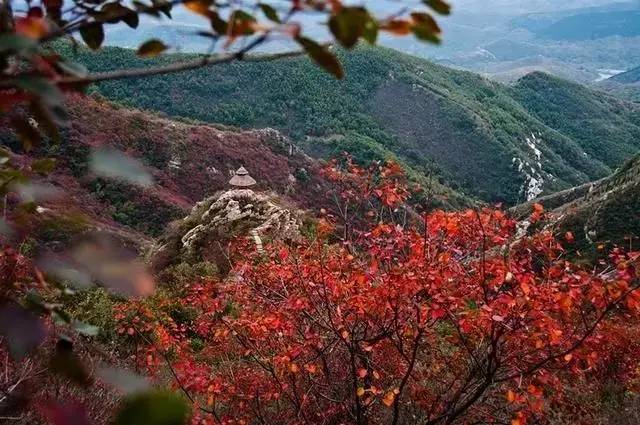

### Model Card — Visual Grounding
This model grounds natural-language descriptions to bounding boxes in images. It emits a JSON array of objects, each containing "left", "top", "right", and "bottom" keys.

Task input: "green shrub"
[{"left": 158, "top": 261, "right": 218, "bottom": 287}]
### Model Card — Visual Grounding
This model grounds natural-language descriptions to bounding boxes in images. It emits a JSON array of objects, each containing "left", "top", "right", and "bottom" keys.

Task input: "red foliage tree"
[{"left": 117, "top": 163, "right": 640, "bottom": 425}]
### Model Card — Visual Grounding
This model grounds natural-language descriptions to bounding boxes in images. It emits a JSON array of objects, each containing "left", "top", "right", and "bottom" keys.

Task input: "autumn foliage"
[{"left": 114, "top": 162, "right": 640, "bottom": 425}]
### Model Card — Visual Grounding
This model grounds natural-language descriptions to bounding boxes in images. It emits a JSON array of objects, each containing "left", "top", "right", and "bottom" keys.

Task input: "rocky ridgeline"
[
  {"left": 152, "top": 188, "right": 301, "bottom": 275},
  {"left": 511, "top": 154, "right": 640, "bottom": 255}
]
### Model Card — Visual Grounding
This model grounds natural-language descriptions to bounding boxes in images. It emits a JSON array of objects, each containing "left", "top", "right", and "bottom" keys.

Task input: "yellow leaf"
[
  {"left": 184, "top": 0, "right": 211, "bottom": 16},
  {"left": 137, "top": 39, "right": 168, "bottom": 58},
  {"left": 382, "top": 391, "right": 395, "bottom": 406},
  {"left": 356, "top": 387, "right": 365, "bottom": 397}
]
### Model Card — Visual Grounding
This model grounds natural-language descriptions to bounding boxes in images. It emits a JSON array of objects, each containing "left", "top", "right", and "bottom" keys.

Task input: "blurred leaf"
[
  {"left": 328, "top": 7, "right": 372, "bottom": 48},
  {"left": 52, "top": 308, "right": 72, "bottom": 324},
  {"left": 89, "top": 148, "right": 153, "bottom": 187},
  {"left": 14, "top": 76, "right": 62, "bottom": 106},
  {"left": 32, "top": 158, "right": 57, "bottom": 175},
  {"left": 0, "top": 218, "right": 13, "bottom": 236},
  {"left": 14, "top": 16, "right": 48, "bottom": 39},
  {"left": 11, "top": 181, "right": 62, "bottom": 202},
  {"left": 123, "top": 12, "right": 139, "bottom": 28},
  {"left": 97, "top": 2, "right": 139, "bottom": 28},
  {"left": 49, "top": 337, "right": 91, "bottom": 386},
  {"left": 258, "top": 3, "right": 280, "bottom": 23},
  {"left": 70, "top": 233, "right": 155, "bottom": 297},
  {"left": 79, "top": 22, "right": 104, "bottom": 50},
  {"left": 10, "top": 115, "right": 40, "bottom": 151},
  {"left": 38, "top": 256, "right": 94, "bottom": 289},
  {"left": 72, "top": 320, "right": 99, "bottom": 336},
  {"left": 43, "top": 0, "right": 63, "bottom": 19},
  {"left": 57, "top": 60, "right": 88, "bottom": 78},
  {"left": 184, "top": 0, "right": 212, "bottom": 17},
  {"left": 96, "top": 366, "right": 151, "bottom": 394},
  {"left": 137, "top": 39, "right": 167, "bottom": 57},
  {"left": 151, "top": 0, "right": 173, "bottom": 18},
  {"left": 362, "top": 19, "right": 378, "bottom": 44},
  {"left": 0, "top": 303, "right": 47, "bottom": 359},
  {"left": 24, "top": 291, "right": 51, "bottom": 315},
  {"left": 114, "top": 390, "right": 189, "bottom": 425},
  {"left": 228, "top": 10, "right": 256, "bottom": 36},
  {"left": 209, "top": 11, "right": 228, "bottom": 34},
  {"left": 30, "top": 100, "right": 62, "bottom": 144},
  {"left": 0, "top": 34, "right": 38, "bottom": 53},
  {"left": 100, "top": 3, "right": 131, "bottom": 23},
  {"left": 381, "top": 20, "right": 412, "bottom": 36},
  {"left": 424, "top": 0, "right": 451, "bottom": 15},
  {"left": 411, "top": 12, "right": 441, "bottom": 43},
  {"left": 296, "top": 37, "right": 343, "bottom": 79}
]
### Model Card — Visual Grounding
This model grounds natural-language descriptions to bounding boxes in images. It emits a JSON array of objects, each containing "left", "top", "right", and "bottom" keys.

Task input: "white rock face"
[
  {"left": 512, "top": 132, "right": 547, "bottom": 201},
  {"left": 180, "top": 189, "right": 301, "bottom": 260},
  {"left": 152, "top": 189, "right": 302, "bottom": 274}
]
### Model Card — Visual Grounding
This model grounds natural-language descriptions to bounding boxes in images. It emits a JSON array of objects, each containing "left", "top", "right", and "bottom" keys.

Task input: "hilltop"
[{"left": 57, "top": 43, "right": 640, "bottom": 205}]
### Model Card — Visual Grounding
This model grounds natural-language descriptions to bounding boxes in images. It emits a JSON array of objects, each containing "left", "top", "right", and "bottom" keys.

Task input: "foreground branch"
[{"left": 56, "top": 46, "right": 312, "bottom": 85}]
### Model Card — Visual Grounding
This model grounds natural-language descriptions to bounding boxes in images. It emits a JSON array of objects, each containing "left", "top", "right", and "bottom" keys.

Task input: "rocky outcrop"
[
  {"left": 152, "top": 189, "right": 301, "bottom": 275},
  {"left": 510, "top": 154, "right": 640, "bottom": 256}
]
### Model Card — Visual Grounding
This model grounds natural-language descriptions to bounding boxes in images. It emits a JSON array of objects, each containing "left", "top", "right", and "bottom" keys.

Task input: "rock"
[{"left": 152, "top": 189, "right": 301, "bottom": 276}]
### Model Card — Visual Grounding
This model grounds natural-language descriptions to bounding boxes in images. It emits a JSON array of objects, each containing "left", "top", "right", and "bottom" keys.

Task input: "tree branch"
[{"left": 54, "top": 46, "right": 312, "bottom": 86}]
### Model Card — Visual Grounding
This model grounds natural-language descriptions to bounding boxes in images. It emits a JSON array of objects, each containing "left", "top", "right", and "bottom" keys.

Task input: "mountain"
[
  {"left": 58, "top": 43, "right": 640, "bottom": 205},
  {"left": 511, "top": 153, "right": 640, "bottom": 256},
  {"left": 432, "top": 2, "right": 640, "bottom": 83},
  {"left": 610, "top": 65, "right": 640, "bottom": 83},
  {"left": 596, "top": 64, "right": 640, "bottom": 102},
  {"left": 98, "top": 1, "right": 640, "bottom": 86},
  {"left": 515, "top": 7, "right": 640, "bottom": 41},
  {"left": 539, "top": 10, "right": 640, "bottom": 40},
  {"left": 0, "top": 94, "right": 371, "bottom": 248},
  {"left": 511, "top": 72, "right": 640, "bottom": 166}
]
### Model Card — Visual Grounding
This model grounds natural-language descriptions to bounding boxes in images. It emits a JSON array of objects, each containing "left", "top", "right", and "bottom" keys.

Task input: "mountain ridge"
[
  {"left": 0, "top": 94, "right": 355, "bottom": 247},
  {"left": 57, "top": 43, "right": 640, "bottom": 205},
  {"left": 511, "top": 153, "right": 640, "bottom": 255}
]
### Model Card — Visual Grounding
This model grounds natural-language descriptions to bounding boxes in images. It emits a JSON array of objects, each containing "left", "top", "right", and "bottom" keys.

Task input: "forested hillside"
[
  {"left": 597, "top": 64, "right": 640, "bottom": 102},
  {"left": 512, "top": 153, "right": 640, "bottom": 257},
  {"left": 610, "top": 65, "right": 640, "bottom": 84},
  {"left": 0, "top": 94, "right": 389, "bottom": 246},
  {"left": 56, "top": 43, "right": 640, "bottom": 204}
]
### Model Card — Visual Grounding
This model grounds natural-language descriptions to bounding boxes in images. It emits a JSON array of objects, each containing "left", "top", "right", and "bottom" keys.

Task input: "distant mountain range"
[
  {"left": 609, "top": 65, "right": 640, "bottom": 84},
  {"left": 58, "top": 43, "right": 640, "bottom": 206},
  {"left": 98, "top": 1, "right": 640, "bottom": 88},
  {"left": 597, "top": 63, "right": 640, "bottom": 102}
]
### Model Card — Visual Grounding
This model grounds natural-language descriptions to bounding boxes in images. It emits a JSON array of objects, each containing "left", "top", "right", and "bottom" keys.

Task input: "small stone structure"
[{"left": 229, "top": 166, "right": 256, "bottom": 187}]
